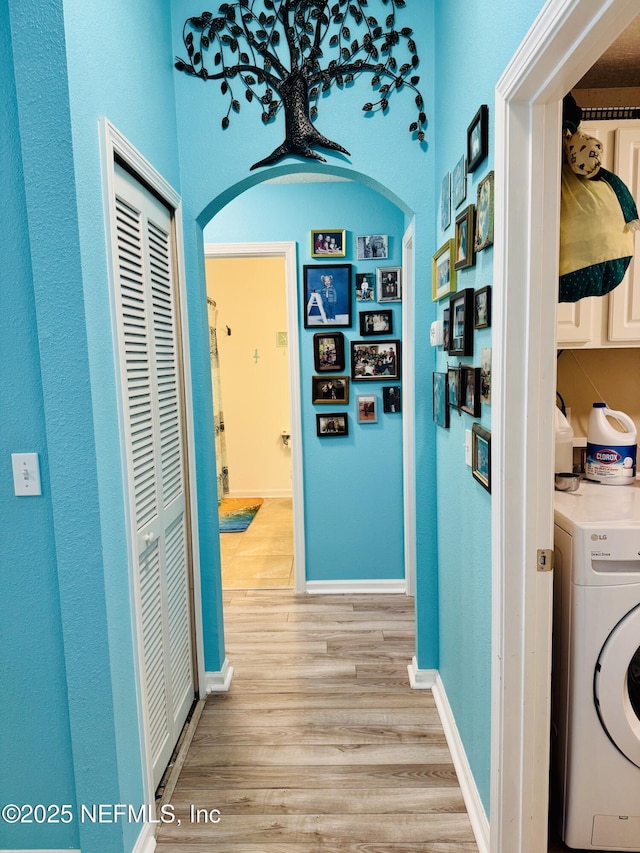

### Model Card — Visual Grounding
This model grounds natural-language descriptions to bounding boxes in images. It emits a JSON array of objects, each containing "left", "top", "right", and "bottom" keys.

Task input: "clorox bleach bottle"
[{"left": 586, "top": 402, "right": 637, "bottom": 485}]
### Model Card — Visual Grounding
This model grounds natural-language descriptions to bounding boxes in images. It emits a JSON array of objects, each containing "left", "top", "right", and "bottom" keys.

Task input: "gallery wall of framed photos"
[
  {"left": 306, "top": 229, "right": 403, "bottom": 439},
  {"left": 432, "top": 104, "right": 493, "bottom": 493}
]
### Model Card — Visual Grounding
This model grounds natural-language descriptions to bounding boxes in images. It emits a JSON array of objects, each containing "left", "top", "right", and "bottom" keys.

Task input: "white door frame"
[
  {"left": 491, "top": 2, "right": 639, "bottom": 851},
  {"left": 402, "top": 222, "right": 416, "bottom": 597},
  {"left": 100, "top": 118, "right": 206, "bottom": 809},
  {"left": 203, "top": 241, "right": 305, "bottom": 592}
]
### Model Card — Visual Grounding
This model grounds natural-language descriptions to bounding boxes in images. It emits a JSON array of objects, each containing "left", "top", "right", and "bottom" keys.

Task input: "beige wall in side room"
[
  {"left": 206, "top": 255, "right": 291, "bottom": 497},
  {"left": 572, "top": 87, "right": 640, "bottom": 107},
  {"left": 556, "top": 348, "right": 640, "bottom": 439}
]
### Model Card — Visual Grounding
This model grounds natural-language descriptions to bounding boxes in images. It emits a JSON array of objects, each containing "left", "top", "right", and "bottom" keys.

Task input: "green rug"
[{"left": 218, "top": 497, "right": 264, "bottom": 533}]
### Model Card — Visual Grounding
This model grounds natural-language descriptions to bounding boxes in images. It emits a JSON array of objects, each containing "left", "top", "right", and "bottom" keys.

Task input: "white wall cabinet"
[{"left": 557, "top": 120, "right": 640, "bottom": 349}]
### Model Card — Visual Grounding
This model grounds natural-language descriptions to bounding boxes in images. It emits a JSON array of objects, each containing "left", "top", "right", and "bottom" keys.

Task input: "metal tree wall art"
[{"left": 175, "top": 0, "right": 426, "bottom": 170}]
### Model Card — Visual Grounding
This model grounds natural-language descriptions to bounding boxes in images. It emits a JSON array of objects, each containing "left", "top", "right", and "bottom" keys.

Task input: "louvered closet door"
[{"left": 113, "top": 162, "right": 195, "bottom": 790}]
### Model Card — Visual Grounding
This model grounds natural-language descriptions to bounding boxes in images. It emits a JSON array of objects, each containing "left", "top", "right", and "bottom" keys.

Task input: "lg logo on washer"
[{"left": 591, "top": 533, "right": 608, "bottom": 541}]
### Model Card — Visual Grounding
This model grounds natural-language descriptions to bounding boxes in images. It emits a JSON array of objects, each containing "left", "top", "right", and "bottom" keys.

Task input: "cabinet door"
[
  {"left": 556, "top": 297, "right": 599, "bottom": 347},
  {"left": 608, "top": 127, "right": 640, "bottom": 343}
]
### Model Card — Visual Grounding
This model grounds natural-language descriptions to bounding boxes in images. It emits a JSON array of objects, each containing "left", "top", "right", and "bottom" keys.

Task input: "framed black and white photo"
[
  {"left": 452, "top": 155, "right": 467, "bottom": 209},
  {"left": 312, "top": 375, "right": 349, "bottom": 404},
  {"left": 313, "top": 331, "right": 346, "bottom": 373},
  {"left": 433, "top": 372, "right": 450, "bottom": 428},
  {"left": 447, "top": 366, "right": 460, "bottom": 412},
  {"left": 472, "top": 423, "right": 491, "bottom": 492},
  {"left": 351, "top": 340, "right": 401, "bottom": 381},
  {"left": 355, "top": 272, "right": 375, "bottom": 302},
  {"left": 440, "top": 170, "right": 451, "bottom": 230},
  {"left": 303, "top": 263, "right": 352, "bottom": 328},
  {"left": 454, "top": 204, "right": 475, "bottom": 271},
  {"left": 316, "top": 412, "right": 349, "bottom": 437},
  {"left": 356, "top": 234, "right": 388, "bottom": 260},
  {"left": 467, "top": 104, "right": 488, "bottom": 173},
  {"left": 376, "top": 267, "right": 402, "bottom": 302},
  {"left": 311, "top": 229, "right": 346, "bottom": 258},
  {"left": 474, "top": 285, "right": 491, "bottom": 329},
  {"left": 475, "top": 171, "right": 494, "bottom": 251},
  {"left": 383, "top": 385, "right": 401, "bottom": 413},
  {"left": 357, "top": 394, "right": 378, "bottom": 423},
  {"left": 432, "top": 240, "right": 456, "bottom": 301},
  {"left": 460, "top": 365, "right": 481, "bottom": 417},
  {"left": 359, "top": 310, "right": 393, "bottom": 336},
  {"left": 448, "top": 288, "right": 474, "bottom": 357}
]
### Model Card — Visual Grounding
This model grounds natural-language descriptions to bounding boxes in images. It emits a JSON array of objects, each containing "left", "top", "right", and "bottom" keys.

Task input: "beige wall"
[
  {"left": 572, "top": 86, "right": 640, "bottom": 107},
  {"left": 206, "top": 255, "right": 291, "bottom": 497},
  {"left": 556, "top": 348, "right": 640, "bottom": 439}
]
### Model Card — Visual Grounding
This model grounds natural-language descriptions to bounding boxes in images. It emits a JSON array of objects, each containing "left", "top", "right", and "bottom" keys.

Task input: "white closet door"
[{"left": 113, "top": 162, "right": 195, "bottom": 790}]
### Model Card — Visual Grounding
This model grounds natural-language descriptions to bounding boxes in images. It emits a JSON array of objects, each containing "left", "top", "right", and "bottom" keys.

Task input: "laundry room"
[{"left": 551, "top": 17, "right": 640, "bottom": 852}]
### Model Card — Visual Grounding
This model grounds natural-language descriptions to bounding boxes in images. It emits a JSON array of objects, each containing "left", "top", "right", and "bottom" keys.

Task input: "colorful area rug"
[{"left": 218, "top": 497, "right": 264, "bottom": 533}]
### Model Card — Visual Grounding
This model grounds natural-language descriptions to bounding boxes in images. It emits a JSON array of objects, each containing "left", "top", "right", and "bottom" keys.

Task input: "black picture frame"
[
  {"left": 454, "top": 204, "right": 475, "bottom": 271},
  {"left": 359, "top": 310, "right": 393, "bottom": 336},
  {"left": 460, "top": 365, "right": 481, "bottom": 417},
  {"left": 467, "top": 104, "right": 489, "bottom": 173},
  {"left": 316, "top": 412, "right": 348, "bottom": 437},
  {"left": 433, "top": 372, "right": 450, "bottom": 428},
  {"left": 443, "top": 307, "right": 450, "bottom": 352},
  {"left": 350, "top": 340, "right": 401, "bottom": 381},
  {"left": 355, "top": 272, "right": 375, "bottom": 302},
  {"left": 472, "top": 423, "right": 491, "bottom": 492},
  {"left": 382, "top": 385, "right": 402, "bottom": 413},
  {"left": 312, "top": 375, "right": 349, "bottom": 404},
  {"left": 452, "top": 155, "right": 467, "bottom": 209},
  {"left": 448, "top": 288, "right": 474, "bottom": 357},
  {"left": 474, "top": 286, "right": 492, "bottom": 329},
  {"left": 447, "top": 366, "right": 460, "bottom": 411},
  {"left": 303, "top": 263, "right": 352, "bottom": 328},
  {"left": 313, "top": 332, "right": 346, "bottom": 372}
]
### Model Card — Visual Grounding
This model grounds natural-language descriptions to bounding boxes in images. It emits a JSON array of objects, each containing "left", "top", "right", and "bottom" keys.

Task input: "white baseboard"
[
  {"left": 133, "top": 822, "right": 156, "bottom": 853},
  {"left": 226, "top": 489, "right": 292, "bottom": 498},
  {"left": 305, "top": 579, "right": 406, "bottom": 594},
  {"left": 407, "top": 655, "right": 437, "bottom": 688},
  {"left": 431, "top": 673, "right": 490, "bottom": 853},
  {"left": 205, "top": 657, "right": 234, "bottom": 693}
]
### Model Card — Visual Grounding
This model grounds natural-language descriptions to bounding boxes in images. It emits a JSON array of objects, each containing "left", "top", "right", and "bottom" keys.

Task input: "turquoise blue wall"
[
  {"left": 206, "top": 181, "right": 406, "bottom": 580},
  {"left": 432, "top": 0, "right": 544, "bottom": 814},
  {"left": 171, "top": 0, "right": 439, "bottom": 661},
  {"left": 1, "top": 2, "right": 78, "bottom": 848}
]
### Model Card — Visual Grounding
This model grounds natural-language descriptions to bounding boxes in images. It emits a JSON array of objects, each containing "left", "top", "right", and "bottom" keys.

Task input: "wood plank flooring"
[{"left": 155, "top": 590, "right": 479, "bottom": 852}]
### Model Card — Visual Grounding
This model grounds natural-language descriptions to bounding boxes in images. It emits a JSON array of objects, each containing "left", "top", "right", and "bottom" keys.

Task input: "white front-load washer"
[{"left": 553, "top": 480, "right": 640, "bottom": 850}]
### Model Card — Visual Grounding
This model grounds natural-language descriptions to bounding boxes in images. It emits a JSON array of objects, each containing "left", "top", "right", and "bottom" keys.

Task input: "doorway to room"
[{"left": 205, "top": 252, "right": 295, "bottom": 590}]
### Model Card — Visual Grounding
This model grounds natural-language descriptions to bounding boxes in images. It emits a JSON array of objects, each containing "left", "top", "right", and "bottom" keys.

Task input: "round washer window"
[{"left": 630, "top": 646, "right": 640, "bottom": 724}]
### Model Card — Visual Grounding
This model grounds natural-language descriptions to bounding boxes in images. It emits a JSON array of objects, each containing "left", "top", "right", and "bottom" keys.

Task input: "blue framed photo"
[{"left": 303, "top": 263, "right": 352, "bottom": 328}]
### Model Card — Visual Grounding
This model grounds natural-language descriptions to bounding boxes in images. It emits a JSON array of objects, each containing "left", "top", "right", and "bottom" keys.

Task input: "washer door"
[{"left": 594, "top": 603, "right": 640, "bottom": 768}]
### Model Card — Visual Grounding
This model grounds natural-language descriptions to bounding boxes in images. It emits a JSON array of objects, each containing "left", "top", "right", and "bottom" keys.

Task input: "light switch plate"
[
  {"left": 465, "top": 430, "right": 472, "bottom": 467},
  {"left": 12, "top": 453, "right": 42, "bottom": 496}
]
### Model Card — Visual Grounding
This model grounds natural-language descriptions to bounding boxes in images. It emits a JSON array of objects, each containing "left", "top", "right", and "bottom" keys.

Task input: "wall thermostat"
[{"left": 430, "top": 320, "right": 444, "bottom": 347}]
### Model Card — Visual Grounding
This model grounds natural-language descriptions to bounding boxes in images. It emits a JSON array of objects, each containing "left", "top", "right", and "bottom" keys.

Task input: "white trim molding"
[
  {"left": 305, "top": 579, "right": 406, "bottom": 595},
  {"left": 133, "top": 822, "right": 157, "bottom": 853},
  {"left": 205, "top": 657, "right": 235, "bottom": 693},
  {"left": 432, "top": 674, "right": 490, "bottom": 853},
  {"left": 407, "top": 656, "right": 437, "bottom": 689},
  {"left": 203, "top": 241, "right": 304, "bottom": 592},
  {"left": 491, "top": 3, "right": 639, "bottom": 852},
  {"left": 401, "top": 221, "right": 417, "bottom": 598}
]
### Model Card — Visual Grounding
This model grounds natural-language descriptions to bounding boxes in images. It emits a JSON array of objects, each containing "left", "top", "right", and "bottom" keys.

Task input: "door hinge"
[{"left": 537, "top": 548, "right": 555, "bottom": 572}]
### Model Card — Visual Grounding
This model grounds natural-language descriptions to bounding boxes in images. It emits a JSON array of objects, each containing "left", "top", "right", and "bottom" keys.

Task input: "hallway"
[{"left": 155, "top": 590, "right": 478, "bottom": 850}]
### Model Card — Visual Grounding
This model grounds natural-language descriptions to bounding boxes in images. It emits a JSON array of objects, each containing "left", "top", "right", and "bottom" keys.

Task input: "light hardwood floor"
[{"left": 155, "top": 590, "right": 479, "bottom": 851}]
